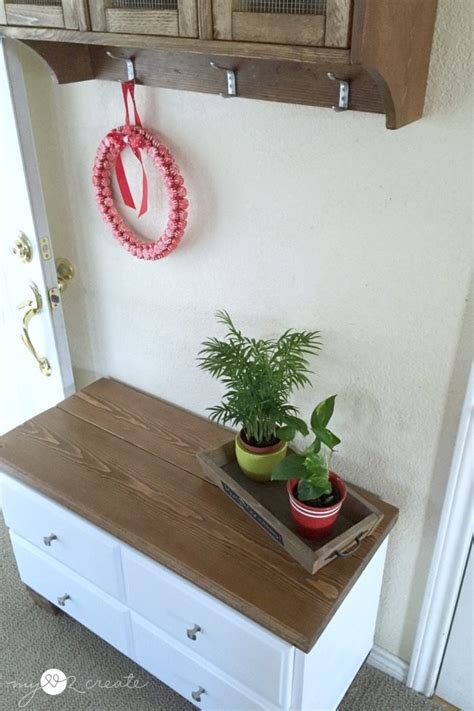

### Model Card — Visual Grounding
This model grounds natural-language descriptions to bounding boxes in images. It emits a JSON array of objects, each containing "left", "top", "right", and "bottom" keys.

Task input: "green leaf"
[
  {"left": 311, "top": 395, "right": 337, "bottom": 430},
  {"left": 312, "top": 426, "right": 341, "bottom": 451},
  {"left": 271, "top": 454, "right": 305, "bottom": 481},
  {"left": 282, "top": 415, "right": 309, "bottom": 437},
  {"left": 297, "top": 474, "right": 332, "bottom": 501},
  {"left": 276, "top": 426, "right": 296, "bottom": 442},
  {"left": 297, "top": 479, "right": 318, "bottom": 501},
  {"left": 303, "top": 451, "right": 328, "bottom": 478},
  {"left": 304, "top": 438, "right": 321, "bottom": 456}
]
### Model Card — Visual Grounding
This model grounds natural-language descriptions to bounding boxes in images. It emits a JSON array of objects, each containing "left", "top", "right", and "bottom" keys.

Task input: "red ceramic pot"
[{"left": 287, "top": 472, "right": 347, "bottom": 540}]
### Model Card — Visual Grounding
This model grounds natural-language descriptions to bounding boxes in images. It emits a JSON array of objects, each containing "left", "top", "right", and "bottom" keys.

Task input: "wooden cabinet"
[
  {"left": 0, "top": 1, "right": 439, "bottom": 128},
  {"left": 212, "top": 0, "right": 352, "bottom": 48},
  {"left": 0, "top": 0, "right": 89, "bottom": 30},
  {"left": 89, "top": 0, "right": 198, "bottom": 38}
]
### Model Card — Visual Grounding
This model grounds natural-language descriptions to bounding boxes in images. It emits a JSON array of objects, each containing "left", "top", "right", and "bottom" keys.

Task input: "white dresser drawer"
[
  {"left": 1, "top": 476, "right": 124, "bottom": 600},
  {"left": 123, "top": 547, "right": 293, "bottom": 707},
  {"left": 10, "top": 532, "right": 132, "bottom": 656},
  {"left": 132, "top": 612, "right": 271, "bottom": 711}
]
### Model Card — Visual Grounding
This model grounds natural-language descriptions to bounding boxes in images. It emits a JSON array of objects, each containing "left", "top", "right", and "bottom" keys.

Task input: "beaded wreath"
[{"left": 92, "top": 82, "right": 188, "bottom": 261}]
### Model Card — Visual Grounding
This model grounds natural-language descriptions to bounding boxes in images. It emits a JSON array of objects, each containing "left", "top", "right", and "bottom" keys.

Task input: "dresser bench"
[{"left": 0, "top": 378, "right": 398, "bottom": 710}]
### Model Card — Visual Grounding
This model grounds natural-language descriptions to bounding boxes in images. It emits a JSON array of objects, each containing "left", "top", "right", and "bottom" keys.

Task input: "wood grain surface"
[
  {"left": 23, "top": 40, "right": 94, "bottom": 83},
  {"left": 211, "top": 0, "right": 231, "bottom": 40},
  {"left": 177, "top": 0, "right": 198, "bottom": 38},
  {"left": 58, "top": 378, "right": 231, "bottom": 481},
  {"left": 325, "top": 0, "right": 352, "bottom": 48},
  {"left": 0, "top": 378, "right": 398, "bottom": 652},
  {"left": 5, "top": 4, "right": 64, "bottom": 28},
  {"left": 351, "top": 0, "right": 438, "bottom": 128},
  {"left": 0, "top": 29, "right": 384, "bottom": 118},
  {"left": 88, "top": 1, "right": 106, "bottom": 31},
  {"left": 62, "top": 0, "right": 90, "bottom": 31},
  {"left": 26, "top": 40, "right": 380, "bottom": 116},
  {"left": 197, "top": 0, "right": 212, "bottom": 39},
  {"left": 0, "top": 25, "right": 350, "bottom": 63}
]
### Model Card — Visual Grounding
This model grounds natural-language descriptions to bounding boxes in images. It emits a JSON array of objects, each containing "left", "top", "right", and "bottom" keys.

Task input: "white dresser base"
[{"left": 1, "top": 474, "right": 389, "bottom": 711}]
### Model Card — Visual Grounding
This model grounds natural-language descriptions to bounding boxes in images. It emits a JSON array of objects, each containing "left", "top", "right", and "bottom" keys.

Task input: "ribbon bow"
[{"left": 115, "top": 81, "right": 149, "bottom": 218}]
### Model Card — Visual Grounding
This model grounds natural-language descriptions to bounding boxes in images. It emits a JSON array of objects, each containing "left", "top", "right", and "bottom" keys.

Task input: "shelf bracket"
[
  {"left": 106, "top": 51, "right": 136, "bottom": 82},
  {"left": 210, "top": 62, "right": 237, "bottom": 98},
  {"left": 327, "top": 73, "right": 349, "bottom": 112}
]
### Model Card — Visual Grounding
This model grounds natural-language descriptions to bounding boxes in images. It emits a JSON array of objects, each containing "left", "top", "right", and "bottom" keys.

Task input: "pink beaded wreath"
[{"left": 92, "top": 124, "right": 189, "bottom": 261}]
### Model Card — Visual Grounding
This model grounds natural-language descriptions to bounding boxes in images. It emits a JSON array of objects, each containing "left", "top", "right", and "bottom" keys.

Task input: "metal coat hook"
[
  {"left": 327, "top": 73, "right": 349, "bottom": 112},
  {"left": 106, "top": 51, "right": 136, "bottom": 82},
  {"left": 210, "top": 62, "right": 237, "bottom": 98}
]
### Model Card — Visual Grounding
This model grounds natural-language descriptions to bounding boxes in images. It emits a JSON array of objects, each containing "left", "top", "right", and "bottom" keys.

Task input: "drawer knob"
[
  {"left": 191, "top": 686, "right": 206, "bottom": 703},
  {"left": 43, "top": 533, "right": 58, "bottom": 547},
  {"left": 186, "top": 624, "right": 201, "bottom": 641},
  {"left": 57, "top": 594, "right": 70, "bottom": 607}
]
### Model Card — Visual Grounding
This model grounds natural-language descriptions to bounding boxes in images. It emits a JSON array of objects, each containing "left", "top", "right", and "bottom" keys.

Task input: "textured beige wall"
[{"left": 17, "top": 0, "right": 472, "bottom": 661}]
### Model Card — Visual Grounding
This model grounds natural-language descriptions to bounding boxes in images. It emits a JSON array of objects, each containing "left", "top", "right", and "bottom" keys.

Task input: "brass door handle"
[
  {"left": 55, "top": 257, "right": 75, "bottom": 293},
  {"left": 17, "top": 283, "right": 52, "bottom": 377}
]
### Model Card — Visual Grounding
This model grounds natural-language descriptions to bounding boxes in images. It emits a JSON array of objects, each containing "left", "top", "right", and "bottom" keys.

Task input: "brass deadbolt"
[{"left": 11, "top": 233, "right": 32, "bottom": 263}]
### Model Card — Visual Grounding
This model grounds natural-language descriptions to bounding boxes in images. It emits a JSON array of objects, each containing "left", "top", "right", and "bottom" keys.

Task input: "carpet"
[{"left": 0, "top": 516, "right": 442, "bottom": 710}]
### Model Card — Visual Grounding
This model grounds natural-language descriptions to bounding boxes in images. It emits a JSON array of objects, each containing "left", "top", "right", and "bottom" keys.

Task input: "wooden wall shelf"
[{"left": 0, "top": 1, "right": 438, "bottom": 129}]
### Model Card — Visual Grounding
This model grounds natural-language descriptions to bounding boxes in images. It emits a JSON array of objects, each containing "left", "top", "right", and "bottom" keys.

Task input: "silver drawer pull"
[
  {"left": 57, "top": 594, "right": 70, "bottom": 607},
  {"left": 186, "top": 624, "right": 201, "bottom": 641},
  {"left": 192, "top": 686, "right": 206, "bottom": 703},
  {"left": 43, "top": 533, "right": 58, "bottom": 547}
]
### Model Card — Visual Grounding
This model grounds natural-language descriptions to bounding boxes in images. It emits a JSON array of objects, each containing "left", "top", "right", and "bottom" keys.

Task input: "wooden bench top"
[{"left": 0, "top": 378, "right": 398, "bottom": 652}]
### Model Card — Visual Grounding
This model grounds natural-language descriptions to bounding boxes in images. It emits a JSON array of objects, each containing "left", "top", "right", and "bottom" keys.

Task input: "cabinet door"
[
  {"left": 89, "top": 0, "right": 198, "bottom": 38},
  {"left": 212, "top": 0, "right": 352, "bottom": 48},
  {"left": 0, "top": 0, "right": 89, "bottom": 29}
]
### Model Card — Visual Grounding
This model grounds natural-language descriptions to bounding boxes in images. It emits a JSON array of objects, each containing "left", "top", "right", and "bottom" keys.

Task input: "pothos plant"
[
  {"left": 197, "top": 310, "right": 321, "bottom": 447},
  {"left": 272, "top": 395, "right": 341, "bottom": 502}
]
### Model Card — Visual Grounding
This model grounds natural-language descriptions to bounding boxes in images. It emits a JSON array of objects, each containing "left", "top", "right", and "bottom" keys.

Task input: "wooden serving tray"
[{"left": 198, "top": 441, "right": 383, "bottom": 574}]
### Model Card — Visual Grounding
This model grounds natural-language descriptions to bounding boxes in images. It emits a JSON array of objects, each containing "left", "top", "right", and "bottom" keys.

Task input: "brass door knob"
[{"left": 55, "top": 258, "right": 75, "bottom": 293}]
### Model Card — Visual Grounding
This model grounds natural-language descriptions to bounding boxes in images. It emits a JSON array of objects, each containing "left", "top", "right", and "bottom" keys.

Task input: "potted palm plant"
[
  {"left": 198, "top": 310, "right": 321, "bottom": 481},
  {"left": 272, "top": 395, "right": 347, "bottom": 538}
]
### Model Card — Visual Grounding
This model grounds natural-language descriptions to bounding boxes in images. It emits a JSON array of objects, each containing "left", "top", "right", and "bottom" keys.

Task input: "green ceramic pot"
[{"left": 235, "top": 433, "right": 287, "bottom": 482}]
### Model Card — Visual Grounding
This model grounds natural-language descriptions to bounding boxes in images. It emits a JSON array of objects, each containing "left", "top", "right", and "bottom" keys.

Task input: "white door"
[
  {"left": 436, "top": 543, "right": 474, "bottom": 711},
  {"left": 0, "top": 38, "right": 74, "bottom": 435}
]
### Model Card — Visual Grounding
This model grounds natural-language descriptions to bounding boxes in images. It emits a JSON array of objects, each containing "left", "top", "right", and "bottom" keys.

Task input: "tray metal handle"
[{"left": 336, "top": 536, "right": 363, "bottom": 558}]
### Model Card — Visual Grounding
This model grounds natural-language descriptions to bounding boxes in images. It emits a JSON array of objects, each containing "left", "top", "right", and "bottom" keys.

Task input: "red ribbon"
[{"left": 115, "top": 81, "right": 148, "bottom": 218}]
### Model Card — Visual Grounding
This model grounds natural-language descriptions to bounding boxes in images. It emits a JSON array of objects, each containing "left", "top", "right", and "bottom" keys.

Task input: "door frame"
[{"left": 407, "top": 365, "right": 473, "bottom": 696}]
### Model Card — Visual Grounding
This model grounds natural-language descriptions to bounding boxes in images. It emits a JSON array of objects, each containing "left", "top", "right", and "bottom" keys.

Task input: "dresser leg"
[{"left": 25, "top": 585, "right": 60, "bottom": 615}]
